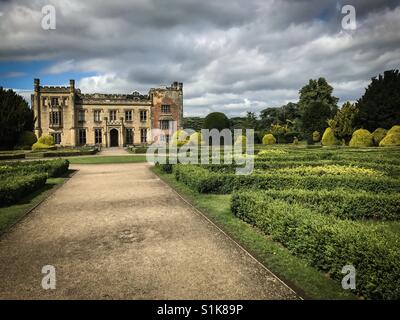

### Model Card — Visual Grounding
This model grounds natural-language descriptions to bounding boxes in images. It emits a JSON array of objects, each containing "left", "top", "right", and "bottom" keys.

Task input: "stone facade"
[{"left": 32, "top": 79, "right": 183, "bottom": 147}]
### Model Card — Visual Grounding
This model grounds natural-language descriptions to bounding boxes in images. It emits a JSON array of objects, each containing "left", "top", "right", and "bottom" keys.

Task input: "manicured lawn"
[
  {"left": 68, "top": 155, "right": 148, "bottom": 164},
  {"left": 152, "top": 166, "right": 356, "bottom": 300},
  {"left": 0, "top": 177, "right": 67, "bottom": 235}
]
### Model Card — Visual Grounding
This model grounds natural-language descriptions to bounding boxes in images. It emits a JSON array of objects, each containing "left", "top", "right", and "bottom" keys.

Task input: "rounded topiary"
[
  {"left": 170, "top": 129, "right": 189, "bottom": 147},
  {"left": 17, "top": 131, "right": 37, "bottom": 148},
  {"left": 312, "top": 131, "right": 321, "bottom": 142},
  {"left": 387, "top": 125, "right": 400, "bottom": 136},
  {"left": 372, "top": 128, "right": 387, "bottom": 146},
  {"left": 321, "top": 127, "right": 339, "bottom": 146},
  {"left": 262, "top": 133, "right": 276, "bottom": 145},
  {"left": 379, "top": 133, "right": 400, "bottom": 147},
  {"left": 32, "top": 134, "right": 55, "bottom": 151},
  {"left": 349, "top": 129, "right": 373, "bottom": 147},
  {"left": 38, "top": 135, "right": 55, "bottom": 146},
  {"left": 204, "top": 112, "right": 230, "bottom": 131}
]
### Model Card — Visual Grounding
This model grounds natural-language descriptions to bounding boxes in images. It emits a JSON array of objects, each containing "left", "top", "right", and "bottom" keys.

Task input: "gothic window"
[
  {"left": 125, "top": 128, "right": 133, "bottom": 144},
  {"left": 110, "top": 110, "right": 117, "bottom": 121},
  {"left": 94, "top": 129, "right": 102, "bottom": 144},
  {"left": 140, "top": 110, "right": 147, "bottom": 122},
  {"left": 49, "top": 111, "right": 61, "bottom": 126},
  {"left": 125, "top": 110, "right": 132, "bottom": 121},
  {"left": 52, "top": 133, "right": 61, "bottom": 144},
  {"left": 94, "top": 110, "right": 101, "bottom": 122},
  {"left": 160, "top": 120, "right": 169, "bottom": 130},
  {"left": 140, "top": 128, "right": 147, "bottom": 143},
  {"left": 78, "top": 129, "right": 86, "bottom": 145},
  {"left": 161, "top": 105, "right": 171, "bottom": 113},
  {"left": 78, "top": 110, "right": 85, "bottom": 122}
]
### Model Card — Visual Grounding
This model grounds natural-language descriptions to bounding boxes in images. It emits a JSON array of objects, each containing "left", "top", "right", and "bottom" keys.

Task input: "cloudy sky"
[{"left": 0, "top": 0, "right": 399, "bottom": 117}]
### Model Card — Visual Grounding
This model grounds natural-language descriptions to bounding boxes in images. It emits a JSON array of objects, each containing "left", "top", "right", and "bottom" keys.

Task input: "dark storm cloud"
[{"left": 0, "top": 0, "right": 399, "bottom": 116}]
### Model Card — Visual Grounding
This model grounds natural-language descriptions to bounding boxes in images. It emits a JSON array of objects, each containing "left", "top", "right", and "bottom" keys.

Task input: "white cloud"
[{"left": 1, "top": 0, "right": 399, "bottom": 116}]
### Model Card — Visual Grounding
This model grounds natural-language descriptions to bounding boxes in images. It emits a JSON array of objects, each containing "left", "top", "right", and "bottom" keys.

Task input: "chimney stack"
[
  {"left": 34, "top": 78, "right": 40, "bottom": 92},
  {"left": 70, "top": 79, "right": 75, "bottom": 93}
]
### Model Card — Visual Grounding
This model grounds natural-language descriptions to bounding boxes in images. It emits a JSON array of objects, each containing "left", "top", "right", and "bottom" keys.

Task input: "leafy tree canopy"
[
  {"left": 355, "top": 69, "right": 400, "bottom": 131},
  {"left": 298, "top": 77, "right": 339, "bottom": 114},
  {"left": 0, "top": 87, "right": 34, "bottom": 150},
  {"left": 329, "top": 101, "right": 359, "bottom": 143},
  {"left": 204, "top": 112, "right": 230, "bottom": 131},
  {"left": 182, "top": 117, "right": 205, "bottom": 131}
]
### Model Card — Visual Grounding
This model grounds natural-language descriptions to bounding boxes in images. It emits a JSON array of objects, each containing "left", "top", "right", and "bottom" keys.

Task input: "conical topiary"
[{"left": 321, "top": 128, "right": 339, "bottom": 146}]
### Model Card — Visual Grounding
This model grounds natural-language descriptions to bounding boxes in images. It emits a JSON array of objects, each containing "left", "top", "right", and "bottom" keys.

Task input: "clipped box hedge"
[
  {"left": 0, "top": 153, "right": 25, "bottom": 160},
  {"left": 203, "top": 159, "right": 400, "bottom": 177},
  {"left": 0, "top": 173, "right": 47, "bottom": 206},
  {"left": 255, "top": 188, "right": 400, "bottom": 221},
  {"left": 2, "top": 159, "right": 70, "bottom": 178},
  {"left": 231, "top": 190, "right": 400, "bottom": 299},
  {"left": 175, "top": 165, "right": 400, "bottom": 194}
]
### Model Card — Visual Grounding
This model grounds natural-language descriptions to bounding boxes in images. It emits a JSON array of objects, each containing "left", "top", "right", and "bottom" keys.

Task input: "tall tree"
[
  {"left": 259, "top": 107, "right": 281, "bottom": 129},
  {"left": 298, "top": 78, "right": 339, "bottom": 137},
  {"left": 301, "top": 101, "right": 333, "bottom": 139},
  {"left": 0, "top": 88, "right": 34, "bottom": 150},
  {"left": 298, "top": 77, "right": 339, "bottom": 114},
  {"left": 329, "top": 101, "right": 359, "bottom": 143},
  {"left": 241, "top": 111, "right": 259, "bottom": 130},
  {"left": 355, "top": 69, "right": 400, "bottom": 131},
  {"left": 280, "top": 102, "right": 301, "bottom": 124}
]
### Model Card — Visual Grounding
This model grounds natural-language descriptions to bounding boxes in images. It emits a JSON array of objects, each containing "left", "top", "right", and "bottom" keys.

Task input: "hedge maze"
[{"left": 160, "top": 147, "right": 400, "bottom": 299}]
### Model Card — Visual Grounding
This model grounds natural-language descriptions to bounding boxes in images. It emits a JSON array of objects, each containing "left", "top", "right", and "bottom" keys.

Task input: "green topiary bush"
[
  {"left": 387, "top": 125, "right": 400, "bottom": 136},
  {"left": 38, "top": 135, "right": 55, "bottom": 145},
  {"left": 372, "top": 128, "right": 387, "bottom": 146},
  {"left": 204, "top": 112, "right": 230, "bottom": 131},
  {"left": 32, "top": 134, "right": 56, "bottom": 151},
  {"left": 262, "top": 134, "right": 276, "bottom": 145},
  {"left": 379, "top": 133, "right": 400, "bottom": 147},
  {"left": 321, "top": 127, "right": 339, "bottom": 146},
  {"left": 349, "top": 129, "right": 373, "bottom": 147},
  {"left": 312, "top": 131, "right": 321, "bottom": 142}
]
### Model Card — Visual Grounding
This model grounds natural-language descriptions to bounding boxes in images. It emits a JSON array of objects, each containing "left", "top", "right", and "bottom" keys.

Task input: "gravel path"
[{"left": 0, "top": 163, "right": 298, "bottom": 299}]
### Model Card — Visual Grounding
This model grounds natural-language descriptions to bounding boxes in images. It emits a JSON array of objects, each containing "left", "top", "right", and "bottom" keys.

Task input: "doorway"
[{"left": 110, "top": 129, "right": 119, "bottom": 147}]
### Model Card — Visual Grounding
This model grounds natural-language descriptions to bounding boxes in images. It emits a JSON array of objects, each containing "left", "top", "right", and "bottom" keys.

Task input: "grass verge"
[
  {"left": 0, "top": 177, "right": 67, "bottom": 235},
  {"left": 152, "top": 166, "right": 356, "bottom": 300},
  {"left": 68, "top": 155, "right": 147, "bottom": 164}
]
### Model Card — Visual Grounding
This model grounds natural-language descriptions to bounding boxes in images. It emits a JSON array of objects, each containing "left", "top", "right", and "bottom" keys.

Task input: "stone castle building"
[{"left": 32, "top": 79, "right": 183, "bottom": 147}]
